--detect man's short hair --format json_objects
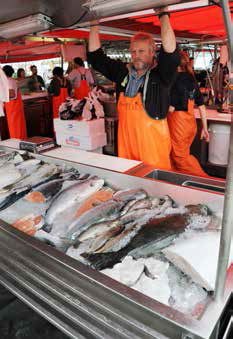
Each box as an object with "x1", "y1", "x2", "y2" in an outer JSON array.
[
  {"x1": 53, "y1": 66, "x2": 63, "y2": 77},
  {"x1": 30, "y1": 65, "x2": 36, "y2": 71},
  {"x1": 73, "y1": 57, "x2": 84, "y2": 67},
  {"x1": 3, "y1": 65, "x2": 14, "y2": 77},
  {"x1": 130, "y1": 32, "x2": 156, "y2": 52}
]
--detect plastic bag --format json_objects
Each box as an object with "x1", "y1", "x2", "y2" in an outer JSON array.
[{"x1": 59, "y1": 98, "x2": 86, "y2": 120}]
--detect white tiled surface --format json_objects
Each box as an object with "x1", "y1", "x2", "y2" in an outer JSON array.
[
  {"x1": 45, "y1": 147, "x2": 142, "y2": 173},
  {"x1": 0, "y1": 139, "x2": 20, "y2": 149},
  {"x1": 195, "y1": 108, "x2": 231, "y2": 122}
]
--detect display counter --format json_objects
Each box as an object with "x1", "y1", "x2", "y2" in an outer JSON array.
[
  {"x1": 0, "y1": 146, "x2": 231, "y2": 339},
  {"x1": 22, "y1": 91, "x2": 48, "y2": 101},
  {"x1": 45, "y1": 146, "x2": 142, "y2": 173},
  {"x1": 194, "y1": 108, "x2": 231, "y2": 123}
]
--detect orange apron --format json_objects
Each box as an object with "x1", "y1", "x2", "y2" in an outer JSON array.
[
  {"x1": 4, "y1": 90, "x2": 27, "y2": 139},
  {"x1": 74, "y1": 71, "x2": 90, "y2": 100},
  {"x1": 167, "y1": 99, "x2": 207, "y2": 176},
  {"x1": 117, "y1": 92, "x2": 171, "y2": 170},
  {"x1": 52, "y1": 87, "x2": 68, "y2": 119}
]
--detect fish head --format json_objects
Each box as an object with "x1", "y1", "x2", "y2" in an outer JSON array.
[
  {"x1": 185, "y1": 204, "x2": 212, "y2": 216},
  {"x1": 198, "y1": 204, "x2": 212, "y2": 216}
]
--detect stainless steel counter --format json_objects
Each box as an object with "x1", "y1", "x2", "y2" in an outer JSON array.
[
  {"x1": 0, "y1": 147, "x2": 230, "y2": 339},
  {"x1": 194, "y1": 108, "x2": 231, "y2": 123},
  {"x1": 22, "y1": 91, "x2": 48, "y2": 101}
]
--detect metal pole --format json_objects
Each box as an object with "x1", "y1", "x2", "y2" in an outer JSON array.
[{"x1": 214, "y1": 0, "x2": 233, "y2": 301}]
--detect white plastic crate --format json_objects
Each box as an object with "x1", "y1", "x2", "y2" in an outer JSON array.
[
  {"x1": 56, "y1": 131, "x2": 107, "y2": 151},
  {"x1": 53, "y1": 118, "x2": 105, "y2": 137}
]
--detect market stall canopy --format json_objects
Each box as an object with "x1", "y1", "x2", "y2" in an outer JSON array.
[
  {"x1": 0, "y1": 34, "x2": 128, "y2": 63},
  {"x1": 102, "y1": 3, "x2": 233, "y2": 41},
  {"x1": 0, "y1": 0, "x2": 232, "y2": 62}
]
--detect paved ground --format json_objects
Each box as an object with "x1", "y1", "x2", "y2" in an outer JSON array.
[{"x1": 0, "y1": 285, "x2": 69, "y2": 339}]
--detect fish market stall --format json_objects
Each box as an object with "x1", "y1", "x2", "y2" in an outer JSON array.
[
  {"x1": 0, "y1": 1, "x2": 232, "y2": 338},
  {"x1": 0, "y1": 146, "x2": 231, "y2": 339}
]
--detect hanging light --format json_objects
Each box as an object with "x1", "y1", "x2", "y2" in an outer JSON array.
[
  {"x1": 0, "y1": 14, "x2": 53, "y2": 39},
  {"x1": 82, "y1": 0, "x2": 179, "y2": 18}
]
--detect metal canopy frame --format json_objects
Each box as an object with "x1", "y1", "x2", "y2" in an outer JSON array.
[{"x1": 214, "y1": 0, "x2": 233, "y2": 301}]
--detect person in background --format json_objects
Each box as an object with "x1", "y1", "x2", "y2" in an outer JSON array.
[
  {"x1": 88, "y1": 7, "x2": 179, "y2": 169},
  {"x1": 48, "y1": 66, "x2": 72, "y2": 119},
  {"x1": 28, "y1": 65, "x2": 45, "y2": 91},
  {"x1": 17, "y1": 68, "x2": 26, "y2": 79},
  {"x1": 168, "y1": 50, "x2": 209, "y2": 177},
  {"x1": 3, "y1": 65, "x2": 27, "y2": 139},
  {"x1": 17, "y1": 68, "x2": 30, "y2": 94},
  {"x1": 67, "y1": 57, "x2": 94, "y2": 99}
]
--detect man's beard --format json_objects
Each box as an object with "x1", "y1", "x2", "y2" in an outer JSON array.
[{"x1": 133, "y1": 60, "x2": 149, "y2": 71}]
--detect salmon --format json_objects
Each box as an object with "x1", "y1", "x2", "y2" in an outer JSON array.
[
  {"x1": 25, "y1": 191, "x2": 46, "y2": 203},
  {"x1": 75, "y1": 188, "x2": 113, "y2": 218},
  {"x1": 12, "y1": 214, "x2": 42, "y2": 236}
]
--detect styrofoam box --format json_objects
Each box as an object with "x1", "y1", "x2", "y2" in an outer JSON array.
[
  {"x1": 56, "y1": 131, "x2": 107, "y2": 151},
  {"x1": 53, "y1": 118, "x2": 105, "y2": 137}
]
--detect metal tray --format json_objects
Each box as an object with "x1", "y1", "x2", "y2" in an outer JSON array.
[{"x1": 0, "y1": 146, "x2": 229, "y2": 339}]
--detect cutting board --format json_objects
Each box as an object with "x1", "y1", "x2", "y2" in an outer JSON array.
[{"x1": 45, "y1": 147, "x2": 142, "y2": 173}]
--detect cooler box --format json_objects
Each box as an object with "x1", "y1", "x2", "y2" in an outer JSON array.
[
  {"x1": 56, "y1": 132, "x2": 107, "y2": 151},
  {"x1": 53, "y1": 118, "x2": 105, "y2": 136}
]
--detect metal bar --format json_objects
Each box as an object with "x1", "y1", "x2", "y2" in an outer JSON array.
[
  {"x1": 214, "y1": 0, "x2": 233, "y2": 301},
  {"x1": 82, "y1": 0, "x2": 201, "y2": 20}
]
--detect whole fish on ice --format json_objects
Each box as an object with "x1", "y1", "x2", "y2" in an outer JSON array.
[
  {"x1": 82, "y1": 205, "x2": 211, "y2": 270},
  {"x1": 24, "y1": 171, "x2": 80, "y2": 203},
  {"x1": 65, "y1": 189, "x2": 149, "y2": 242},
  {"x1": 12, "y1": 163, "x2": 59, "y2": 191},
  {"x1": 45, "y1": 176, "x2": 104, "y2": 233},
  {"x1": 0, "y1": 163, "x2": 22, "y2": 190}
]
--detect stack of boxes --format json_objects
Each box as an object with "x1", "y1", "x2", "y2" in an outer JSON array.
[{"x1": 54, "y1": 118, "x2": 107, "y2": 153}]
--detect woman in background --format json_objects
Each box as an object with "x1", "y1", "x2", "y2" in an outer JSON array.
[
  {"x1": 48, "y1": 66, "x2": 72, "y2": 119},
  {"x1": 67, "y1": 57, "x2": 94, "y2": 99},
  {"x1": 17, "y1": 68, "x2": 30, "y2": 94},
  {"x1": 17, "y1": 68, "x2": 26, "y2": 79},
  {"x1": 3, "y1": 65, "x2": 27, "y2": 139},
  {"x1": 168, "y1": 51, "x2": 209, "y2": 177}
]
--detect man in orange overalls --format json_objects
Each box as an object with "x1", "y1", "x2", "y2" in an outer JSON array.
[{"x1": 87, "y1": 7, "x2": 179, "y2": 170}]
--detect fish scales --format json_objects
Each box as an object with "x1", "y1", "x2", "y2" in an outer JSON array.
[
  {"x1": 89, "y1": 223, "x2": 125, "y2": 252},
  {"x1": 96, "y1": 222, "x2": 140, "y2": 253},
  {"x1": 78, "y1": 220, "x2": 120, "y2": 242}
]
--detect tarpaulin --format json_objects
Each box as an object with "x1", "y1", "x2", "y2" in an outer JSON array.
[
  {"x1": 0, "y1": 40, "x2": 62, "y2": 63},
  {"x1": 135, "y1": 5, "x2": 233, "y2": 38}
]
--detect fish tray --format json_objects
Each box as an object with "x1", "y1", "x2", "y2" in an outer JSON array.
[{"x1": 0, "y1": 146, "x2": 231, "y2": 339}]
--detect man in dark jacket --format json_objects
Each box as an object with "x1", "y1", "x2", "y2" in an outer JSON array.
[{"x1": 87, "y1": 7, "x2": 179, "y2": 169}]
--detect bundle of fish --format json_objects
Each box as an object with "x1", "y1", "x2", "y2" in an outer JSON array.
[
  {"x1": 0, "y1": 151, "x2": 215, "y2": 278},
  {"x1": 0, "y1": 153, "x2": 82, "y2": 212}
]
